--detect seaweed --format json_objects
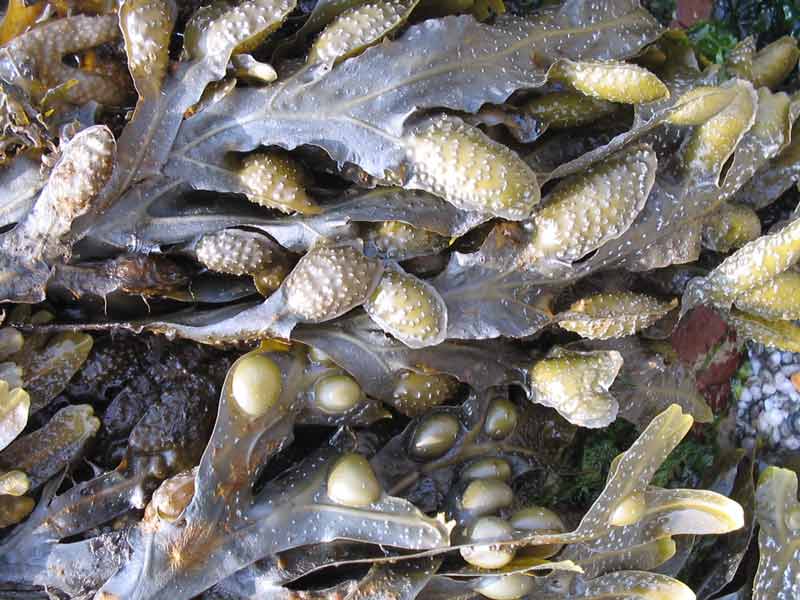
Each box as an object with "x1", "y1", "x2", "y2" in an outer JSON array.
[
  {"x1": 753, "y1": 466, "x2": 800, "y2": 599},
  {"x1": 1, "y1": 0, "x2": 798, "y2": 597},
  {"x1": 711, "y1": 0, "x2": 800, "y2": 44},
  {"x1": 688, "y1": 20, "x2": 740, "y2": 63}
]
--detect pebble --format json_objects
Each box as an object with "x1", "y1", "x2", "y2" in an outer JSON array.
[
  {"x1": 757, "y1": 413, "x2": 771, "y2": 433},
  {"x1": 768, "y1": 410, "x2": 786, "y2": 427},
  {"x1": 792, "y1": 414, "x2": 800, "y2": 433},
  {"x1": 735, "y1": 343, "x2": 800, "y2": 451},
  {"x1": 739, "y1": 388, "x2": 752, "y2": 405},
  {"x1": 764, "y1": 396, "x2": 778, "y2": 412}
]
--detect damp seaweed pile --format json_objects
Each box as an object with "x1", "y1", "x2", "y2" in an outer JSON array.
[{"x1": 0, "y1": 0, "x2": 799, "y2": 598}]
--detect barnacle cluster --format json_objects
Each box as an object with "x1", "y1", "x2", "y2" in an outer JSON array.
[{"x1": 0, "y1": 0, "x2": 799, "y2": 598}]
